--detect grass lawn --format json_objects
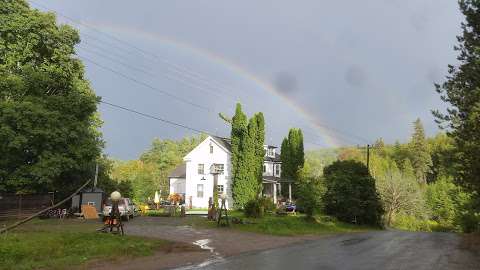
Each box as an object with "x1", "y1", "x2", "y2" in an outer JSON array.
[
  {"x1": 187, "y1": 211, "x2": 376, "y2": 236},
  {"x1": 0, "y1": 219, "x2": 170, "y2": 270}
]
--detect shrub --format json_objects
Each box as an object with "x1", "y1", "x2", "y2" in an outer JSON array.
[
  {"x1": 323, "y1": 160, "x2": 384, "y2": 227},
  {"x1": 244, "y1": 200, "x2": 263, "y2": 218},
  {"x1": 296, "y1": 165, "x2": 325, "y2": 219},
  {"x1": 244, "y1": 197, "x2": 274, "y2": 218}
]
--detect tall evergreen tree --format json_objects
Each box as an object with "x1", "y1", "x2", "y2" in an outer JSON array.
[
  {"x1": 409, "y1": 118, "x2": 432, "y2": 184},
  {"x1": 231, "y1": 103, "x2": 249, "y2": 208},
  {"x1": 254, "y1": 113, "x2": 265, "y2": 193},
  {"x1": 433, "y1": 0, "x2": 480, "y2": 198},
  {"x1": 280, "y1": 128, "x2": 305, "y2": 197}
]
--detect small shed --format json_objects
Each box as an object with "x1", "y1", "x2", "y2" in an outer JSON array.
[{"x1": 71, "y1": 187, "x2": 106, "y2": 213}]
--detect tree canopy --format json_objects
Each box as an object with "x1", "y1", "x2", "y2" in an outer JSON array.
[
  {"x1": 230, "y1": 103, "x2": 265, "y2": 208},
  {"x1": 323, "y1": 160, "x2": 384, "y2": 227},
  {"x1": 0, "y1": 0, "x2": 102, "y2": 195},
  {"x1": 434, "y1": 0, "x2": 480, "y2": 199}
]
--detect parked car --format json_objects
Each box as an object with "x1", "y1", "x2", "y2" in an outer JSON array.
[{"x1": 102, "y1": 198, "x2": 135, "y2": 221}]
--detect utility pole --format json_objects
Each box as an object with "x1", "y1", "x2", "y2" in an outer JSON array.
[{"x1": 94, "y1": 163, "x2": 99, "y2": 187}]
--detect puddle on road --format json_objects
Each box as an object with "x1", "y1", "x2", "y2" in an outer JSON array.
[{"x1": 172, "y1": 239, "x2": 225, "y2": 269}]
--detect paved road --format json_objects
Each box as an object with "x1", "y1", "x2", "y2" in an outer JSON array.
[{"x1": 185, "y1": 230, "x2": 479, "y2": 270}]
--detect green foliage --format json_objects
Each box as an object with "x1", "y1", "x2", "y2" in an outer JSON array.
[
  {"x1": 244, "y1": 197, "x2": 275, "y2": 218},
  {"x1": 226, "y1": 211, "x2": 374, "y2": 236},
  {"x1": 244, "y1": 199, "x2": 265, "y2": 218},
  {"x1": 253, "y1": 113, "x2": 265, "y2": 192},
  {"x1": 296, "y1": 164, "x2": 325, "y2": 218},
  {"x1": 323, "y1": 160, "x2": 384, "y2": 227},
  {"x1": 433, "y1": 0, "x2": 480, "y2": 211},
  {"x1": 0, "y1": 0, "x2": 102, "y2": 195},
  {"x1": 0, "y1": 222, "x2": 167, "y2": 270},
  {"x1": 409, "y1": 119, "x2": 432, "y2": 184},
  {"x1": 230, "y1": 104, "x2": 265, "y2": 208},
  {"x1": 280, "y1": 128, "x2": 305, "y2": 198},
  {"x1": 111, "y1": 135, "x2": 204, "y2": 202},
  {"x1": 391, "y1": 213, "x2": 440, "y2": 232},
  {"x1": 304, "y1": 148, "x2": 339, "y2": 178},
  {"x1": 376, "y1": 159, "x2": 424, "y2": 226}
]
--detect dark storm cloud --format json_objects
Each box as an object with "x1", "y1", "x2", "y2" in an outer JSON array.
[
  {"x1": 34, "y1": 0, "x2": 463, "y2": 158},
  {"x1": 344, "y1": 66, "x2": 368, "y2": 88},
  {"x1": 273, "y1": 72, "x2": 298, "y2": 94}
]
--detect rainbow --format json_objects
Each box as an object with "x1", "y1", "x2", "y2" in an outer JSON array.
[{"x1": 79, "y1": 23, "x2": 340, "y2": 147}]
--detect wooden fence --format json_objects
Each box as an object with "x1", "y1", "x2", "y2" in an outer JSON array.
[{"x1": 0, "y1": 194, "x2": 53, "y2": 220}]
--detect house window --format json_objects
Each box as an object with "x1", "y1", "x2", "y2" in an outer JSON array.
[
  {"x1": 198, "y1": 164, "x2": 204, "y2": 175},
  {"x1": 275, "y1": 164, "x2": 280, "y2": 176},
  {"x1": 197, "y1": 184, "x2": 204, "y2": 198},
  {"x1": 210, "y1": 144, "x2": 214, "y2": 154},
  {"x1": 263, "y1": 164, "x2": 266, "y2": 173},
  {"x1": 267, "y1": 148, "x2": 275, "y2": 157},
  {"x1": 217, "y1": 185, "x2": 224, "y2": 193},
  {"x1": 215, "y1": 164, "x2": 224, "y2": 174}
]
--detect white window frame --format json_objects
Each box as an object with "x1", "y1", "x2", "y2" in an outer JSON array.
[
  {"x1": 198, "y1": 164, "x2": 204, "y2": 175},
  {"x1": 217, "y1": 185, "x2": 224, "y2": 193},
  {"x1": 197, "y1": 184, "x2": 204, "y2": 198}
]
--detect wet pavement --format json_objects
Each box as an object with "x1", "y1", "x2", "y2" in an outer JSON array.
[{"x1": 184, "y1": 230, "x2": 479, "y2": 270}]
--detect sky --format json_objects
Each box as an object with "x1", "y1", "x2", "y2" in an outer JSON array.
[{"x1": 30, "y1": 0, "x2": 463, "y2": 160}]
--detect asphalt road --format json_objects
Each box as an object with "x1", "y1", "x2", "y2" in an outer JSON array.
[{"x1": 188, "y1": 230, "x2": 479, "y2": 270}]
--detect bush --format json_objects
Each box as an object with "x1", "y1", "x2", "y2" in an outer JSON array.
[
  {"x1": 296, "y1": 165, "x2": 325, "y2": 219},
  {"x1": 244, "y1": 197, "x2": 275, "y2": 218},
  {"x1": 323, "y1": 160, "x2": 384, "y2": 227}
]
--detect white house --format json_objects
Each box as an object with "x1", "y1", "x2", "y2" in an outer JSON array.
[{"x1": 168, "y1": 136, "x2": 293, "y2": 209}]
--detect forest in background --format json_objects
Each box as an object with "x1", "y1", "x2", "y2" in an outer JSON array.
[{"x1": 305, "y1": 119, "x2": 475, "y2": 232}]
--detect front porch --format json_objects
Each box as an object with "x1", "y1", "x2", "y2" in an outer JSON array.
[{"x1": 262, "y1": 177, "x2": 293, "y2": 204}]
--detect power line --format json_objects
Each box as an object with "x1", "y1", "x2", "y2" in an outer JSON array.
[
  {"x1": 100, "y1": 100, "x2": 212, "y2": 135},
  {"x1": 100, "y1": 99, "x2": 334, "y2": 148},
  {"x1": 31, "y1": 0, "x2": 371, "y2": 147},
  {"x1": 80, "y1": 55, "x2": 212, "y2": 112},
  {"x1": 30, "y1": 0, "x2": 243, "y2": 98}
]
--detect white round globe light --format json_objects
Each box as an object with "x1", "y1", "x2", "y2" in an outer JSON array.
[{"x1": 110, "y1": 191, "x2": 122, "y2": 201}]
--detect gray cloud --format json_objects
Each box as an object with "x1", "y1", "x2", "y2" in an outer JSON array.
[
  {"x1": 344, "y1": 66, "x2": 368, "y2": 88},
  {"x1": 273, "y1": 72, "x2": 298, "y2": 94}
]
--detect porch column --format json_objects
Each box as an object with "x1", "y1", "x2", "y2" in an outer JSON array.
[
  {"x1": 273, "y1": 183, "x2": 277, "y2": 204},
  {"x1": 288, "y1": 183, "x2": 292, "y2": 202}
]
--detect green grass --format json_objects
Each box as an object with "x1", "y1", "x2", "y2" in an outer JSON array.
[
  {"x1": 0, "y1": 219, "x2": 169, "y2": 270},
  {"x1": 187, "y1": 211, "x2": 375, "y2": 236}
]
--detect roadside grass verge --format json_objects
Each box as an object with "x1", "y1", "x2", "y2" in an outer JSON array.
[
  {"x1": 0, "y1": 219, "x2": 169, "y2": 270},
  {"x1": 187, "y1": 211, "x2": 375, "y2": 236}
]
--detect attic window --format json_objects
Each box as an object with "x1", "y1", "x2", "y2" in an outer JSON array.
[{"x1": 210, "y1": 144, "x2": 214, "y2": 154}]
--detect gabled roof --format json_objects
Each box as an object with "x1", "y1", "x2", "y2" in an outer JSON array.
[
  {"x1": 168, "y1": 163, "x2": 186, "y2": 178},
  {"x1": 211, "y1": 136, "x2": 232, "y2": 152},
  {"x1": 264, "y1": 153, "x2": 282, "y2": 162}
]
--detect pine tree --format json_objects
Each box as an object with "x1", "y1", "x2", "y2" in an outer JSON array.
[
  {"x1": 409, "y1": 118, "x2": 432, "y2": 184},
  {"x1": 434, "y1": 0, "x2": 480, "y2": 197}
]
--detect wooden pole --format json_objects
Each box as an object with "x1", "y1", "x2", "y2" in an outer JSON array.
[{"x1": 0, "y1": 179, "x2": 92, "y2": 234}]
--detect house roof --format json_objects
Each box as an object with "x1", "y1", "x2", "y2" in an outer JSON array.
[
  {"x1": 168, "y1": 163, "x2": 186, "y2": 178},
  {"x1": 211, "y1": 136, "x2": 280, "y2": 162},
  {"x1": 264, "y1": 153, "x2": 282, "y2": 162},
  {"x1": 262, "y1": 176, "x2": 294, "y2": 183},
  {"x1": 81, "y1": 187, "x2": 105, "y2": 193},
  {"x1": 211, "y1": 136, "x2": 232, "y2": 152}
]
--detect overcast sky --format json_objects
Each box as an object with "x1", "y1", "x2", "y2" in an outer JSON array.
[{"x1": 31, "y1": 0, "x2": 463, "y2": 160}]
